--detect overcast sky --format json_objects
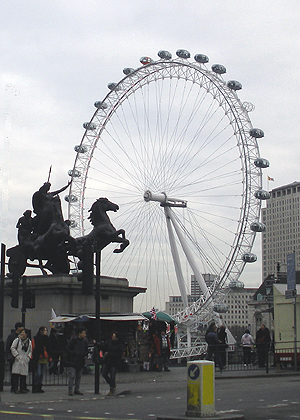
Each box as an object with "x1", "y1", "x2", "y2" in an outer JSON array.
[{"x1": 1, "y1": 0, "x2": 300, "y2": 311}]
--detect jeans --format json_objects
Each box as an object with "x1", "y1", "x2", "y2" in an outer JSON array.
[
  {"x1": 243, "y1": 347, "x2": 252, "y2": 365},
  {"x1": 102, "y1": 364, "x2": 117, "y2": 389},
  {"x1": 68, "y1": 366, "x2": 83, "y2": 392},
  {"x1": 34, "y1": 362, "x2": 46, "y2": 385},
  {"x1": 207, "y1": 348, "x2": 223, "y2": 371}
]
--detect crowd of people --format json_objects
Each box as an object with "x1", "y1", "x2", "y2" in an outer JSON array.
[
  {"x1": 5, "y1": 320, "x2": 272, "y2": 395},
  {"x1": 5, "y1": 320, "x2": 175, "y2": 396},
  {"x1": 5, "y1": 322, "x2": 125, "y2": 396},
  {"x1": 205, "y1": 322, "x2": 272, "y2": 371}
]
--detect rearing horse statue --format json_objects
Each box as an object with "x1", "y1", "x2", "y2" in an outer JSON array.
[
  {"x1": 7, "y1": 191, "x2": 129, "y2": 281},
  {"x1": 76, "y1": 197, "x2": 129, "y2": 254}
]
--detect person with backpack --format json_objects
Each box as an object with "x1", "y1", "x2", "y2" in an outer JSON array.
[
  {"x1": 6, "y1": 322, "x2": 27, "y2": 392},
  {"x1": 10, "y1": 328, "x2": 32, "y2": 393}
]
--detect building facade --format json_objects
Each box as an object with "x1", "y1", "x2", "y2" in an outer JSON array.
[
  {"x1": 165, "y1": 274, "x2": 256, "y2": 334},
  {"x1": 219, "y1": 287, "x2": 256, "y2": 331},
  {"x1": 262, "y1": 181, "x2": 300, "y2": 280}
]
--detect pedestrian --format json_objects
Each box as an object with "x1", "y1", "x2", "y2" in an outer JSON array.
[
  {"x1": 169, "y1": 321, "x2": 176, "y2": 349},
  {"x1": 101, "y1": 332, "x2": 124, "y2": 396},
  {"x1": 65, "y1": 327, "x2": 88, "y2": 396},
  {"x1": 153, "y1": 330, "x2": 171, "y2": 372},
  {"x1": 217, "y1": 325, "x2": 228, "y2": 368},
  {"x1": 241, "y1": 329, "x2": 254, "y2": 366},
  {"x1": 255, "y1": 324, "x2": 271, "y2": 368},
  {"x1": 32, "y1": 326, "x2": 52, "y2": 393},
  {"x1": 6, "y1": 322, "x2": 28, "y2": 392},
  {"x1": 10, "y1": 328, "x2": 32, "y2": 393},
  {"x1": 49, "y1": 327, "x2": 67, "y2": 374},
  {"x1": 205, "y1": 322, "x2": 216, "y2": 343},
  {"x1": 206, "y1": 324, "x2": 223, "y2": 372}
]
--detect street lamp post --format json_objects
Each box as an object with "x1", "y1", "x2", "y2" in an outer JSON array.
[{"x1": 94, "y1": 250, "x2": 101, "y2": 394}]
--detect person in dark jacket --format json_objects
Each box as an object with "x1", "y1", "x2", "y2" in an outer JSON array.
[
  {"x1": 101, "y1": 332, "x2": 124, "y2": 396},
  {"x1": 153, "y1": 330, "x2": 171, "y2": 372},
  {"x1": 256, "y1": 324, "x2": 271, "y2": 368},
  {"x1": 66, "y1": 328, "x2": 88, "y2": 396},
  {"x1": 217, "y1": 325, "x2": 228, "y2": 368},
  {"x1": 32, "y1": 326, "x2": 52, "y2": 393},
  {"x1": 49, "y1": 328, "x2": 67, "y2": 374},
  {"x1": 206, "y1": 324, "x2": 223, "y2": 372},
  {"x1": 205, "y1": 322, "x2": 216, "y2": 343}
]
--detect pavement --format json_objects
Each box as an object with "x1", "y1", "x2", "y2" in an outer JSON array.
[
  {"x1": 1, "y1": 365, "x2": 299, "y2": 405},
  {"x1": 0, "y1": 367, "x2": 300, "y2": 420}
]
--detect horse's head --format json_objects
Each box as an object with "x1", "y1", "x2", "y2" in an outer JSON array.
[
  {"x1": 97, "y1": 197, "x2": 119, "y2": 212},
  {"x1": 88, "y1": 198, "x2": 119, "y2": 226},
  {"x1": 88, "y1": 197, "x2": 119, "y2": 214}
]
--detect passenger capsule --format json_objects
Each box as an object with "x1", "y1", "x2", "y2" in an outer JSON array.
[
  {"x1": 211, "y1": 64, "x2": 226, "y2": 74},
  {"x1": 123, "y1": 67, "x2": 135, "y2": 75},
  {"x1": 229, "y1": 280, "x2": 244, "y2": 289},
  {"x1": 242, "y1": 102, "x2": 255, "y2": 112},
  {"x1": 68, "y1": 169, "x2": 81, "y2": 178},
  {"x1": 250, "y1": 128, "x2": 264, "y2": 138},
  {"x1": 69, "y1": 220, "x2": 77, "y2": 228},
  {"x1": 176, "y1": 49, "x2": 191, "y2": 59},
  {"x1": 107, "y1": 82, "x2": 120, "y2": 91},
  {"x1": 140, "y1": 56, "x2": 154, "y2": 65},
  {"x1": 227, "y1": 80, "x2": 242, "y2": 91},
  {"x1": 64, "y1": 195, "x2": 78, "y2": 203},
  {"x1": 94, "y1": 101, "x2": 108, "y2": 109},
  {"x1": 250, "y1": 221, "x2": 266, "y2": 232},
  {"x1": 254, "y1": 157, "x2": 270, "y2": 168},
  {"x1": 158, "y1": 50, "x2": 172, "y2": 60},
  {"x1": 213, "y1": 303, "x2": 228, "y2": 313},
  {"x1": 194, "y1": 54, "x2": 209, "y2": 63},
  {"x1": 254, "y1": 189, "x2": 271, "y2": 200},
  {"x1": 242, "y1": 253, "x2": 257, "y2": 263},
  {"x1": 74, "y1": 145, "x2": 87, "y2": 153},
  {"x1": 83, "y1": 122, "x2": 96, "y2": 130}
]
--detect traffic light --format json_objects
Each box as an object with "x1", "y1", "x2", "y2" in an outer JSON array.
[
  {"x1": 6, "y1": 274, "x2": 20, "y2": 308},
  {"x1": 24, "y1": 288, "x2": 35, "y2": 309},
  {"x1": 77, "y1": 243, "x2": 94, "y2": 295}
]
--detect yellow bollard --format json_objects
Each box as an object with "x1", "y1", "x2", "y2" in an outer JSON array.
[{"x1": 186, "y1": 360, "x2": 215, "y2": 417}]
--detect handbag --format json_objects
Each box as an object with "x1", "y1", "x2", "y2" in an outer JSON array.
[{"x1": 92, "y1": 347, "x2": 105, "y2": 365}]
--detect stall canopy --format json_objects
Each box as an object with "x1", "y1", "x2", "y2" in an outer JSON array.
[
  {"x1": 49, "y1": 316, "x2": 78, "y2": 323},
  {"x1": 142, "y1": 311, "x2": 177, "y2": 323},
  {"x1": 49, "y1": 313, "x2": 148, "y2": 323}
]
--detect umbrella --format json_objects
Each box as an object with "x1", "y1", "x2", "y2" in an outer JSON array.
[{"x1": 142, "y1": 311, "x2": 177, "y2": 323}]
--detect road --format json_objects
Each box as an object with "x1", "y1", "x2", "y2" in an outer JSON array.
[{"x1": 0, "y1": 368, "x2": 299, "y2": 419}]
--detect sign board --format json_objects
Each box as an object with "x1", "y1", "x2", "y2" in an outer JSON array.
[
  {"x1": 188, "y1": 364, "x2": 200, "y2": 380},
  {"x1": 285, "y1": 289, "x2": 297, "y2": 299},
  {"x1": 287, "y1": 253, "x2": 296, "y2": 290}
]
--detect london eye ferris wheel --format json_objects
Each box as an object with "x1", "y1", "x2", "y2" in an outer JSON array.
[{"x1": 66, "y1": 49, "x2": 269, "y2": 322}]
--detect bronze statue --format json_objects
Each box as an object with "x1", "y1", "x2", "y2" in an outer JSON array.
[
  {"x1": 32, "y1": 181, "x2": 71, "y2": 235},
  {"x1": 16, "y1": 210, "x2": 32, "y2": 245},
  {"x1": 6, "y1": 178, "x2": 129, "y2": 282},
  {"x1": 76, "y1": 197, "x2": 129, "y2": 253}
]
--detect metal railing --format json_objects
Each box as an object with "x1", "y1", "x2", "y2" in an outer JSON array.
[
  {"x1": 171, "y1": 341, "x2": 300, "y2": 373},
  {"x1": 3, "y1": 342, "x2": 299, "y2": 386}
]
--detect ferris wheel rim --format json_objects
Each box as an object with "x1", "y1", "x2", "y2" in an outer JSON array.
[{"x1": 67, "y1": 52, "x2": 263, "y2": 318}]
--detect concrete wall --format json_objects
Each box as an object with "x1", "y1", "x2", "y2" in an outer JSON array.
[
  {"x1": 273, "y1": 284, "x2": 300, "y2": 350},
  {"x1": 3, "y1": 274, "x2": 145, "y2": 341}
]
